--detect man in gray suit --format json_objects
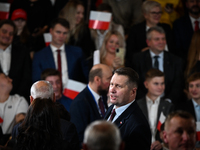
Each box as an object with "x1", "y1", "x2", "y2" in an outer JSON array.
[{"x1": 137, "y1": 68, "x2": 174, "y2": 150}]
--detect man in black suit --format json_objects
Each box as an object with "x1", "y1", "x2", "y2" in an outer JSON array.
[
  {"x1": 173, "y1": 0, "x2": 200, "y2": 62},
  {"x1": 70, "y1": 64, "x2": 113, "y2": 147},
  {"x1": 176, "y1": 72, "x2": 200, "y2": 121},
  {"x1": 104, "y1": 67, "x2": 151, "y2": 150},
  {"x1": 137, "y1": 69, "x2": 174, "y2": 150},
  {"x1": 0, "y1": 20, "x2": 31, "y2": 101},
  {"x1": 129, "y1": 26, "x2": 183, "y2": 105}
]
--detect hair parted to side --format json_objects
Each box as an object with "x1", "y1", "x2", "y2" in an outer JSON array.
[
  {"x1": 30, "y1": 80, "x2": 54, "y2": 100},
  {"x1": 114, "y1": 67, "x2": 139, "y2": 88},
  {"x1": 83, "y1": 120, "x2": 121, "y2": 150},
  {"x1": 187, "y1": 72, "x2": 200, "y2": 88},
  {"x1": 164, "y1": 110, "x2": 195, "y2": 131},
  {"x1": 142, "y1": 0, "x2": 161, "y2": 15},
  {"x1": 100, "y1": 30, "x2": 125, "y2": 63},
  {"x1": 145, "y1": 68, "x2": 164, "y2": 81},
  {"x1": 0, "y1": 19, "x2": 16, "y2": 33},
  {"x1": 41, "y1": 68, "x2": 61, "y2": 80},
  {"x1": 50, "y1": 18, "x2": 70, "y2": 29},
  {"x1": 146, "y1": 26, "x2": 165, "y2": 40}
]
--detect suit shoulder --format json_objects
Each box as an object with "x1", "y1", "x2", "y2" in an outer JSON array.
[{"x1": 173, "y1": 15, "x2": 189, "y2": 25}]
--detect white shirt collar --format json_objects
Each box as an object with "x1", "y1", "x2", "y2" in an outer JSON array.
[
  {"x1": 149, "y1": 49, "x2": 164, "y2": 59},
  {"x1": 50, "y1": 44, "x2": 65, "y2": 53},
  {"x1": 87, "y1": 85, "x2": 101, "y2": 103},
  {"x1": 0, "y1": 45, "x2": 12, "y2": 53},
  {"x1": 146, "y1": 95, "x2": 161, "y2": 105}
]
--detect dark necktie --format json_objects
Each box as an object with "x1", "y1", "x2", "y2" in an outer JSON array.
[
  {"x1": 109, "y1": 109, "x2": 116, "y2": 122},
  {"x1": 98, "y1": 97, "x2": 105, "y2": 117},
  {"x1": 57, "y1": 49, "x2": 63, "y2": 89},
  {"x1": 195, "y1": 20, "x2": 199, "y2": 31},
  {"x1": 153, "y1": 55, "x2": 159, "y2": 70}
]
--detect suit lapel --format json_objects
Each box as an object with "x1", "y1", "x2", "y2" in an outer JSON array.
[
  {"x1": 163, "y1": 51, "x2": 171, "y2": 83},
  {"x1": 145, "y1": 50, "x2": 153, "y2": 70},
  {"x1": 140, "y1": 98, "x2": 149, "y2": 120},
  {"x1": 156, "y1": 98, "x2": 165, "y2": 125},
  {"x1": 46, "y1": 46, "x2": 56, "y2": 68}
]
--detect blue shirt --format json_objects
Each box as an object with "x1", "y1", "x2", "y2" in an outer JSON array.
[
  {"x1": 192, "y1": 99, "x2": 200, "y2": 121},
  {"x1": 149, "y1": 50, "x2": 164, "y2": 72}
]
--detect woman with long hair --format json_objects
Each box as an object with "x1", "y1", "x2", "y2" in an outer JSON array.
[
  {"x1": 100, "y1": 30, "x2": 125, "y2": 71},
  {"x1": 185, "y1": 30, "x2": 200, "y2": 79},
  {"x1": 15, "y1": 98, "x2": 63, "y2": 150},
  {"x1": 59, "y1": 0, "x2": 95, "y2": 58}
]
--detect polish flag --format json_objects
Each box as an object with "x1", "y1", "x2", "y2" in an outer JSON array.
[
  {"x1": 89, "y1": 11, "x2": 111, "y2": 30},
  {"x1": 0, "y1": 3, "x2": 10, "y2": 20},
  {"x1": 43, "y1": 33, "x2": 52, "y2": 47},
  {"x1": 157, "y1": 112, "x2": 166, "y2": 131},
  {"x1": 196, "y1": 122, "x2": 200, "y2": 141},
  {"x1": 63, "y1": 79, "x2": 86, "y2": 99},
  {"x1": 0, "y1": 117, "x2": 3, "y2": 124}
]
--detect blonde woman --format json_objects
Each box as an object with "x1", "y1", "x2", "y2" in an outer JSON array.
[
  {"x1": 100, "y1": 30, "x2": 125, "y2": 71},
  {"x1": 59, "y1": 0, "x2": 95, "y2": 58}
]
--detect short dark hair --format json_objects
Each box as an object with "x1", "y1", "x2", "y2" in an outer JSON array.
[
  {"x1": 97, "y1": 3, "x2": 112, "y2": 13},
  {"x1": 145, "y1": 68, "x2": 164, "y2": 81},
  {"x1": 114, "y1": 67, "x2": 139, "y2": 88},
  {"x1": 187, "y1": 72, "x2": 200, "y2": 85},
  {"x1": 50, "y1": 18, "x2": 70, "y2": 29},
  {"x1": 41, "y1": 68, "x2": 60, "y2": 80},
  {"x1": 0, "y1": 19, "x2": 16, "y2": 32},
  {"x1": 146, "y1": 26, "x2": 165, "y2": 40},
  {"x1": 89, "y1": 68, "x2": 102, "y2": 82}
]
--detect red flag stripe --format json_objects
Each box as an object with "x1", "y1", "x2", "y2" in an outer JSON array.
[
  {"x1": 63, "y1": 88, "x2": 79, "y2": 100},
  {"x1": 89, "y1": 20, "x2": 110, "y2": 30},
  {"x1": 0, "y1": 12, "x2": 9, "y2": 20}
]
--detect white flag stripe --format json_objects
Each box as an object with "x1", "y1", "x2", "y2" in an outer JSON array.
[
  {"x1": 43, "y1": 33, "x2": 52, "y2": 42},
  {"x1": 160, "y1": 112, "x2": 166, "y2": 123},
  {"x1": 197, "y1": 122, "x2": 200, "y2": 132},
  {"x1": 66, "y1": 79, "x2": 86, "y2": 92},
  {"x1": 0, "y1": 3, "x2": 10, "y2": 12},
  {"x1": 89, "y1": 11, "x2": 111, "y2": 22},
  {"x1": 93, "y1": 50, "x2": 100, "y2": 65}
]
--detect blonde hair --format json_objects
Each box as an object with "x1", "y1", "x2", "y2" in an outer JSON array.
[
  {"x1": 100, "y1": 30, "x2": 124, "y2": 63},
  {"x1": 59, "y1": 0, "x2": 84, "y2": 40},
  {"x1": 185, "y1": 30, "x2": 200, "y2": 79}
]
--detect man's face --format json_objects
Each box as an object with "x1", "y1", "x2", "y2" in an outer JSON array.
[
  {"x1": 147, "y1": 31, "x2": 166, "y2": 54},
  {"x1": 97, "y1": 67, "x2": 112, "y2": 95},
  {"x1": 0, "y1": 24, "x2": 14, "y2": 48},
  {"x1": 45, "y1": 75, "x2": 61, "y2": 100},
  {"x1": 186, "y1": 0, "x2": 200, "y2": 16},
  {"x1": 0, "y1": 73, "x2": 12, "y2": 91},
  {"x1": 109, "y1": 74, "x2": 136, "y2": 108},
  {"x1": 188, "y1": 79, "x2": 200, "y2": 101},
  {"x1": 164, "y1": 117, "x2": 196, "y2": 150},
  {"x1": 145, "y1": 76, "x2": 165, "y2": 98},
  {"x1": 50, "y1": 23, "x2": 69, "y2": 48},
  {"x1": 144, "y1": 6, "x2": 162, "y2": 26}
]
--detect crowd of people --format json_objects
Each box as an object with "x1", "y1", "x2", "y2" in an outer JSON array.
[{"x1": 0, "y1": 0, "x2": 200, "y2": 149}]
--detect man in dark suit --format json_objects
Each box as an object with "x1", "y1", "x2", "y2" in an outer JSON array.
[
  {"x1": 0, "y1": 19, "x2": 31, "y2": 101},
  {"x1": 12, "y1": 80, "x2": 79, "y2": 150},
  {"x1": 32, "y1": 18, "x2": 89, "y2": 88},
  {"x1": 126, "y1": 0, "x2": 174, "y2": 66},
  {"x1": 70, "y1": 64, "x2": 112, "y2": 147},
  {"x1": 104, "y1": 67, "x2": 151, "y2": 150},
  {"x1": 176, "y1": 72, "x2": 200, "y2": 121},
  {"x1": 173, "y1": 0, "x2": 200, "y2": 62},
  {"x1": 129, "y1": 26, "x2": 183, "y2": 105},
  {"x1": 137, "y1": 69, "x2": 174, "y2": 150}
]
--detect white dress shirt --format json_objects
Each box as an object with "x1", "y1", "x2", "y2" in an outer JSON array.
[
  {"x1": 149, "y1": 50, "x2": 164, "y2": 72},
  {"x1": 189, "y1": 16, "x2": 200, "y2": 31},
  {"x1": 0, "y1": 45, "x2": 12, "y2": 75},
  {"x1": 146, "y1": 95, "x2": 160, "y2": 143},
  {"x1": 50, "y1": 44, "x2": 68, "y2": 88},
  {"x1": 192, "y1": 99, "x2": 200, "y2": 121}
]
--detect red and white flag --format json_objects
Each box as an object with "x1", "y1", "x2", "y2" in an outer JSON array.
[
  {"x1": 196, "y1": 122, "x2": 200, "y2": 141},
  {"x1": 43, "y1": 33, "x2": 52, "y2": 47},
  {"x1": 0, "y1": 117, "x2": 3, "y2": 124},
  {"x1": 157, "y1": 112, "x2": 166, "y2": 131},
  {"x1": 0, "y1": 3, "x2": 10, "y2": 20},
  {"x1": 63, "y1": 79, "x2": 86, "y2": 100},
  {"x1": 89, "y1": 11, "x2": 111, "y2": 30}
]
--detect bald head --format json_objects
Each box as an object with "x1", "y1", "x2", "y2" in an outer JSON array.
[
  {"x1": 89, "y1": 64, "x2": 112, "y2": 83},
  {"x1": 30, "y1": 81, "x2": 54, "y2": 101}
]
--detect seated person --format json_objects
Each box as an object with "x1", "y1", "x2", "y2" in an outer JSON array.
[
  {"x1": 0, "y1": 72, "x2": 28, "y2": 144},
  {"x1": 137, "y1": 69, "x2": 174, "y2": 150},
  {"x1": 41, "y1": 68, "x2": 72, "y2": 111}
]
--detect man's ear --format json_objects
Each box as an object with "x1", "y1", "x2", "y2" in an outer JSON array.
[
  {"x1": 146, "y1": 39, "x2": 150, "y2": 47},
  {"x1": 94, "y1": 76, "x2": 101, "y2": 85},
  {"x1": 49, "y1": 28, "x2": 52, "y2": 34},
  {"x1": 30, "y1": 96, "x2": 34, "y2": 104},
  {"x1": 144, "y1": 81, "x2": 148, "y2": 89},
  {"x1": 163, "y1": 131, "x2": 168, "y2": 144}
]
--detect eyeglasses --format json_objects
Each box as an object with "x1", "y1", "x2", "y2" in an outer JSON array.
[{"x1": 150, "y1": 11, "x2": 162, "y2": 15}]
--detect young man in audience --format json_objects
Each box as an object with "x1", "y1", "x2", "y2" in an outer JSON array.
[
  {"x1": 70, "y1": 64, "x2": 112, "y2": 147},
  {"x1": 0, "y1": 19, "x2": 31, "y2": 101},
  {"x1": 176, "y1": 72, "x2": 200, "y2": 121},
  {"x1": 104, "y1": 67, "x2": 151, "y2": 150},
  {"x1": 129, "y1": 26, "x2": 183, "y2": 105},
  {"x1": 0, "y1": 72, "x2": 28, "y2": 144},
  {"x1": 41, "y1": 68, "x2": 72, "y2": 111},
  {"x1": 32, "y1": 18, "x2": 89, "y2": 88},
  {"x1": 163, "y1": 111, "x2": 196, "y2": 150},
  {"x1": 83, "y1": 120, "x2": 124, "y2": 150},
  {"x1": 137, "y1": 68, "x2": 174, "y2": 150}
]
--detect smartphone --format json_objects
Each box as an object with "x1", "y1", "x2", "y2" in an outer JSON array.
[
  {"x1": 166, "y1": 3, "x2": 173, "y2": 10},
  {"x1": 116, "y1": 48, "x2": 125, "y2": 65}
]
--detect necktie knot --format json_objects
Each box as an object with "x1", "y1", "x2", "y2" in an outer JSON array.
[
  {"x1": 195, "y1": 20, "x2": 199, "y2": 31},
  {"x1": 109, "y1": 109, "x2": 116, "y2": 122},
  {"x1": 153, "y1": 55, "x2": 159, "y2": 69}
]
